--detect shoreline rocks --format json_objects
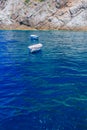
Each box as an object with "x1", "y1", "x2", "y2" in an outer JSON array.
[{"x1": 0, "y1": 0, "x2": 87, "y2": 31}]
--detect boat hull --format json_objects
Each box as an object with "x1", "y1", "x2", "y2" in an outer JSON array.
[
  {"x1": 28, "y1": 43, "x2": 43, "y2": 53},
  {"x1": 30, "y1": 35, "x2": 39, "y2": 40}
]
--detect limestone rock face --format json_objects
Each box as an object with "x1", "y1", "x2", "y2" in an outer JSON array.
[
  {"x1": 66, "y1": 9, "x2": 87, "y2": 28},
  {"x1": 56, "y1": 0, "x2": 68, "y2": 8},
  {"x1": 0, "y1": 0, "x2": 7, "y2": 9},
  {"x1": 0, "y1": 0, "x2": 87, "y2": 30}
]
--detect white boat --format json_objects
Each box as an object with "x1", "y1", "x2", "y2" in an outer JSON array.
[
  {"x1": 30, "y1": 35, "x2": 39, "y2": 40},
  {"x1": 28, "y1": 43, "x2": 43, "y2": 53}
]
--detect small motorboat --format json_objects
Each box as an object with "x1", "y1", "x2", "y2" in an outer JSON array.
[
  {"x1": 30, "y1": 35, "x2": 39, "y2": 40},
  {"x1": 28, "y1": 43, "x2": 43, "y2": 53}
]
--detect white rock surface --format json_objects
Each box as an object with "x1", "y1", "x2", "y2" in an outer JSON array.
[{"x1": 0, "y1": 0, "x2": 87, "y2": 29}]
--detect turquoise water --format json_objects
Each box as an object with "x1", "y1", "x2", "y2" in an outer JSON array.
[{"x1": 0, "y1": 30, "x2": 87, "y2": 130}]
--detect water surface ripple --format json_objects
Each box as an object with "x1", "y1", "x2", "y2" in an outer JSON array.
[{"x1": 0, "y1": 30, "x2": 87, "y2": 130}]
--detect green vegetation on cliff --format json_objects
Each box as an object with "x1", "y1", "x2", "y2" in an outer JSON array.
[{"x1": 25, "y1": 0, "x2": 30, "y2": 3}]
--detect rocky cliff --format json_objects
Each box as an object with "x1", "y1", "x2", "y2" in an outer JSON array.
[{"x1": 0, "y1": 0, "x2": 87, "y2": 30}]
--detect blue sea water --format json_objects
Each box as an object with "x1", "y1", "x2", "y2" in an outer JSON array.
[{"x1": 0, "y1": 30, "x2": 87, "y2": 130}]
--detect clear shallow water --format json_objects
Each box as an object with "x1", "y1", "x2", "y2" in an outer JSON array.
[{"x1": 0, "y1": 30, "x2": 87, "y2": 130}]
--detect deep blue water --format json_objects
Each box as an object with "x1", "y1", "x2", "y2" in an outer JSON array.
[{"x1": 0, "y1": 30, "x2": 87, "y2": 130}]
